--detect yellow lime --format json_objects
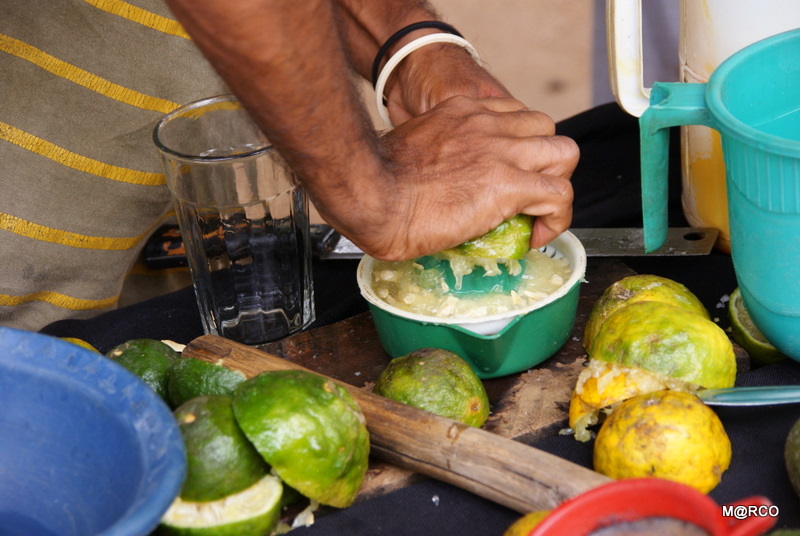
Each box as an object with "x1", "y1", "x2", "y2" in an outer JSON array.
[
  {"x1": 445, "y1": 214, "x2": 532, "y2": 260},
  {"x1": 232, "y1": 370, "x2": 369, "y2": 508},
  {"x1": 373, "y1": 348, "x2": 490, "y2": 427},
  {"x1": 591, "y1": 301, "x2": 736, "y2": 389},
  {"x1": 593, "y1": 390, "x2": 731, "y2": 494},
  {"x1": 157, "y1": 474, "x2": 282, "y2": 536},
  {"x1": 569, "y1": 300, "x2": 735, "y2": 442},
  {"x1": 107, "y1": 338, "x2": 180, "y2": 401},
  {"x1": 729, "y1": 287, "x2": 786, "y2": 367},
  {"x1": 502, "y1": 510, "x2": 551, "y2": 536},
  {"x1": 60, "y1": 337, "x2": 101, "y2": 353},
  {"x1": 174, "y1": 395, "x2": 269, "y2": 502},
  {"x1": 167, "y1": 357, "x2": 247, "y2": 408},
  {"x1": 583, "y1": 274, "x2": 709, "y2": 354}
]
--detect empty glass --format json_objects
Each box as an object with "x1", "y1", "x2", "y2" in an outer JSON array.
[{"x1": 154, "y1": 94, "x2": 315, "y2": 345}]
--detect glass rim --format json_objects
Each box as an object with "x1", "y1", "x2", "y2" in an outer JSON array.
[{"x1": 152, "y1": 93, "x2": 274, "y2": 162}]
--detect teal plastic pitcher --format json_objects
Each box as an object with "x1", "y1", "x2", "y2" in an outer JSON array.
[{"x1": 640, "y1": 28, "x2": 800, "y2": 361}]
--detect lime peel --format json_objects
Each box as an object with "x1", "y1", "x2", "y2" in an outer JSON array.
[
  {"x1": 728, "y1": 287, "x2": 786, "y2": 366},
  {"x1": 160, "y1": 474, "x2": 282, "y2": 534},
  {"x1": 175, "y1": 395, "x2": 269, "y2": 503},
  {"x1": 232, "y1": 370, "x2": 369, "y2": 508},
  {"x1": 445, "y1": 214, "x2": 532, "y2": 260},
  {"x1": 591, "y1": 301, "x2": 736, "y2": 390}
]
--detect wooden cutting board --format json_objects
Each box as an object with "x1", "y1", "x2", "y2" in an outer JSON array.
[{"x1": 251, "y1": 257, "x2": 636, "y2": 502}]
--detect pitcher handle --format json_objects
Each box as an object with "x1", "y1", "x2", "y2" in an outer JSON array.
[
  {"x1": 606, "y1": 0, "x2": 649, "y2": 117},
  {"x1": 639, "y1": 82, "x2": 717, "y2": 252}
]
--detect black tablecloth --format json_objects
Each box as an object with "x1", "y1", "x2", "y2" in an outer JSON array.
[{"x1": 41, "y1": 103, "x2": 800, "y2": 533}]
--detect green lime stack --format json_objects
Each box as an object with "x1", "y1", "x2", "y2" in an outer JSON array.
[
  {"x1": 104, "y1": 338, "x2": 371, "y2": 533},
  {"x1": 157, "y1": 370, "x2": 370, "y2": 535}
]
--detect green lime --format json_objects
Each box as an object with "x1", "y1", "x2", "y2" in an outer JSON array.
[
  {"x1": 156, "y1": 474, "x2": 282, "y2": 536},
  {"x1": 168, "y1": 357, "x2": 247, "y2": 408},
  {"x1": 729, "y1": 287, "x2": 787, "y2": 367},
  {"x1": 373, "y1": 348, "x2": 490, "y2": 427},
  {"x1": 591, "y1": 300, "x2": 736, "y2": 389},
  {"x1": 174, "y1": 395, "x2": 269, "y2": 502},
  {"x1": 785, "y1": 416, "x2": 800, "y2": 502},
  {"x1": 106, "y1": 338, "x2": 179, "y2": 400},
  {"x1": 60, "y1": 337, "x2": 101, "y2": 353},
  {"x1": 445, "y1": 214, "x2": 532, "y2": 260},
  {"x1": 232, "y1": 370, "x2": 369, "y2": 508},
  {"x1": 583, "y1": 274, "x2": 709, "y2": 353}
]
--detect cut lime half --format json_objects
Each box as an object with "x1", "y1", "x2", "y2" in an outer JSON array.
[
  {"x1": 445, "y1": 214, "x2": 532, "y2": 260},
  {"x1": 729, "y1": 287, "x2": 786, "y2": 367},
  {"x1": 232, "y1": 370, "x2": 369, "y2": 508},
  {"x1": 157, "y1": 474, "x2": 282, "y2": 536}
]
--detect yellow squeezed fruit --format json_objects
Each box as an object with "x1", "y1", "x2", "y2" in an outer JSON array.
[
  {"x1": 593, "y1": 390, "x2": 731, "y2": 494},
  {"x1": 568, "y1": 359, "x2": 697, "y2": 442},
  {"x1": 591, "y1": 301, "x2": 735, "y2": 388},
  {"x1": 570, "y1": 279, "x2": 734, "y2": 442},
  {"x1": 583, "y1": 274, "x2": 709, "y2": 354}
]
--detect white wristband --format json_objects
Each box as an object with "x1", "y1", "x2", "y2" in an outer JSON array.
[{"x1": 374, "y1": 33, "x2": 482, "y2": 127}]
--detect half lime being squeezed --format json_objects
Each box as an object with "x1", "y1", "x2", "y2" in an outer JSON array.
[{"x1": 416, "y1": 214, "x2": 533, "y2": 294}]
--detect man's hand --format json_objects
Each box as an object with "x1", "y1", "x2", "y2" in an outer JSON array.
[
  {"x1": 382, "y1": 42, "x2": 514, "y2": 125},
  {"x1": 320, "y1": 95, "x2": 579, "y2": 261}
]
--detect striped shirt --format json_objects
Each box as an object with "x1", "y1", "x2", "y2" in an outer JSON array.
[{"x1": 0, "y1": 0, "x2": 227, "y2": 330}]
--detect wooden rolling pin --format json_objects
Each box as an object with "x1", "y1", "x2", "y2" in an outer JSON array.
[{"x1": 183, "y1": 334, "x2": 612, "y2": 513}]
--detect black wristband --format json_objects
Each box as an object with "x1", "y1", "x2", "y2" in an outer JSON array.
[{"x1": 371, "y1": 21, "x2": 464, "y2": 87}]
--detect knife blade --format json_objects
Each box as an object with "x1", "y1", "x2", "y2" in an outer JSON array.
[
  {"x1": 311, "y1": 225, "x2": 719, "y2": 259},
  {"x1": 143, "y1": 224, "x2": 719, "y2": 268},
  {"x1": 697, "y1": 385, "x2": 800, "y2": 406},
  {"x1": 570, "y1": 227, "x2": 718, "y2": 257}
]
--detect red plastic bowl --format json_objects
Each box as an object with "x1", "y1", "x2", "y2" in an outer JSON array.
[{"x1": 528, "y1": 478, "x2": 776, "y2": 536}]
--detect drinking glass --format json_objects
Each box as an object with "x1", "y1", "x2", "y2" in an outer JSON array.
[{"x1": 154, "y1": 94, "x2": 315, "y2": 344}]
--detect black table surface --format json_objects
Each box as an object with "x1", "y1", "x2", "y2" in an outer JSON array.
[{"x1": 41, "y1": 103, "x2": 800, "y2": 534}]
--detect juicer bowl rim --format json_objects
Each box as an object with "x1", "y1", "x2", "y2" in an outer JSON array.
[{"x1": 356, "y1": 230, "x2": 587, "y2": 328}]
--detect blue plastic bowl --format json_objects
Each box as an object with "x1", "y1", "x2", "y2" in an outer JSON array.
[{"x1": 0, "y1": 327, "x2": 185, "y2": 536}]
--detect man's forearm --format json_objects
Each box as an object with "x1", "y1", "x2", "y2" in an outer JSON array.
[
  {"x1": 332, "y1": 0, "x2": 439, "y2": 80},
  {"x1": 164, "y1": 0, "x2": 388, "y2": 228},
  {"x1": 163, "y1": 0, "x2": 579, "y2": 261},
  {"x1": 333, "y1": 0, "x2": 510, "y2": 122}
]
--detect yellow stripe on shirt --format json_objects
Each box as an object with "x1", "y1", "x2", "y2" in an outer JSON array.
[
  {"x1": 0, "y1": 290, "x2": 118, "y2": 311},
  {"x1": 0, "y1": 212, "x2": 150, "y2": 250},
  {"x1": 81, "y1": 0, "x2": 192, "y2": 39},
  {"x1": 0, "y1": 34, "x2": 181, "y2": 114},
  {"x1": 0, "y1": 122, "x2": 165, "y2": 186}
]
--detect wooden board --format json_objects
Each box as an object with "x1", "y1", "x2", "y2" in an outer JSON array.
[{"x1": 255, "y1": 258, "x2": 637, "y2": 502}]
